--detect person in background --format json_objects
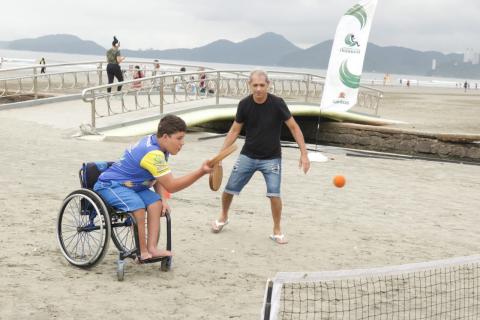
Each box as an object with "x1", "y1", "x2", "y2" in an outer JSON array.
[
  {"x1": 39, "y1": 57, "x2": 46, "y2": 74},
  {"x1": 199, "y1": 67, "x2": 207, "y2": 94},
  {"x1": 106, "y1": 36, "x2": 125, "y2": 93},
  {"x1": 151, "y1": 59, "x2": 161, "y2": 87},
  {"x1": 153, "y1": 59, "x2": 161, "y2": 76},
  {"x1": 132, "y1": 65, "x2": 144, "y2": 89},
  {"x1": 175, "y1": 67, "x2": 187, "y2": 92},
  {"x1": 188, "y1": 76, "x2": 197, "y2": 95}
]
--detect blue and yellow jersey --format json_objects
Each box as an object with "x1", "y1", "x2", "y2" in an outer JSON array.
[{"x1": 98, "y1": 134, "x2": 170, "y2": 191}]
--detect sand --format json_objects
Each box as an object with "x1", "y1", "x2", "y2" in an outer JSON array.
[{"x1": 0, "y1": 86, "x2": 480, "y2": 319}]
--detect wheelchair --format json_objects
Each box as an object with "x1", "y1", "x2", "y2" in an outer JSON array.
[{"x1": 56, "y1": 162, "x2": 172, "y2": 281}]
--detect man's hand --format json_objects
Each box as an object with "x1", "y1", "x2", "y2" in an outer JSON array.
[{"x1": 299, "y1": 153, "x2": 310, "y2": 174}]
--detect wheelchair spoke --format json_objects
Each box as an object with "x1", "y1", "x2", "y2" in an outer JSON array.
[
  {"x1": 64, "y1": 232, "x2": 80, "y2": 255},
  {"x1": 69, "y1": 197, "x2": 82, "y2": 226},
  {"x1": 112, "y1": 218, "x2": 136, "y2": 252}
]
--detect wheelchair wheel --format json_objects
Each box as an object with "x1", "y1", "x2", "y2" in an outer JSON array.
[
  {"x1": 56, "y1": 189, "x2": 111, "y2": 268},
  {"x1": 111, "y1": 212, "x2": 136, "y2": 254}
]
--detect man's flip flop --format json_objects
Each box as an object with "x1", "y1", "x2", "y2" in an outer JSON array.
[
  {"x1": 211, "y1": 219, "x2": 229, "y2": 233},
  {"x1": 269, "y1": 234, "x2": 288, "y2": 244}
]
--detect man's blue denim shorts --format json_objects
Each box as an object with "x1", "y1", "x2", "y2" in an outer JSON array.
[
  {"x1": 224, "y1": 154, "x2": 281, "y2": 197},
  {"x1": 93, "y1": 180, "x2": 161, "y2": 212}
]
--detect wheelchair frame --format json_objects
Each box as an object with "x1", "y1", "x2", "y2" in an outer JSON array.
[{"x1": 56, "y1": 162, "x2": 172, "y2": 281}]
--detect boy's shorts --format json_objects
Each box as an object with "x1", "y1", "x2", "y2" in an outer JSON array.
[
  {"x1": 224, "y1": 154, "x2": 281, "y2": 197},
  {"x1": 93, "y1": 180, "x2": 161, "y2": 212}
]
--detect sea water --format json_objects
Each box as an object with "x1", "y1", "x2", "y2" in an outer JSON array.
[{"x1": 0, "y1": 48, "x2": 477, "y2": 88}]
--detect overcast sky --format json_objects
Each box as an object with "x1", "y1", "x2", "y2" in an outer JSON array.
[{"x1": 2, "y1": 0, "x2": 479, "y2": 54}]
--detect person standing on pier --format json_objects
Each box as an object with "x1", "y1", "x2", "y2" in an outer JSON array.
[
  {"x1": 106, "y1": 36, "x2": 125, "y2": 93},
  {"x1": 39, "y1": 57, "x2": 46, "y2": 74}
]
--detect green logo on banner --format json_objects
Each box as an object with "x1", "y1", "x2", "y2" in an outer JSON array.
[
  {"x1": 345, "y1": 4, "x2": 367, "y2": 29},
  {"x1": 339, "y1": 60, "x2": 360, "y2": 89},
  {"x1": 345, "y1": 34, "x2": 360, "y2": 47}
]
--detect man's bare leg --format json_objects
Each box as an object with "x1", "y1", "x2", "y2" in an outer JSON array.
[
  {"x1": 146, "y1": 201, "x2": 172, "y2": 258},
  {"x1": 220, "y1": 192, "x2": 233, "y2": 222},
  {"x1": 212, "y1": 192, "x2": 233, "y2": 232},
  {"x1": 270, "y1": 197, "x2": 287, "y2": 244}
]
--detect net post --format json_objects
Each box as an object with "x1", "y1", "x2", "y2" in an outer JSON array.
[{"x1": 262, "y1": 279, "x2": 274, "y2": 320}]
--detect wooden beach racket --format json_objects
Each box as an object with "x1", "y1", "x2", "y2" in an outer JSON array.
[
  {"x1": 207, "y1": 144, "x2": 238, "y2": 167},
  {"x1": 208, "y1": 144, "x2": 237, "y2": 191},
  {"x1": 209, "y1": 163, "x2": 223, "y2": 191}
]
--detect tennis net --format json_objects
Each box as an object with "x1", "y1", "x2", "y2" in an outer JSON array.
[{"x1": 262, "y1": 255, "x2": 480, "y2": 320}]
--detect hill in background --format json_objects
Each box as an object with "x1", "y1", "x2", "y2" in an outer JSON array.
[{"x1": 1, "y1": 33, "x2": 477, "y2": 78}]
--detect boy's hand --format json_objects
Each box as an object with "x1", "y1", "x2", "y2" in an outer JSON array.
[
  {"x1": 162, "y1": 202, "x2": 171, "y2": 215},
  {"x1": 201, "y1": 160, "x2": 214, "y2": 174}
]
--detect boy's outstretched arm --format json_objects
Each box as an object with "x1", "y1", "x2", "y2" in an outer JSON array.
[{"x1": 156, "y1": 161, "x2": 213, "y2": 193}]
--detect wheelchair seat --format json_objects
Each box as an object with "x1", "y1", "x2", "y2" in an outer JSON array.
[{"x1": 79, "y1": 161, "x2": 114, "y2": 189}]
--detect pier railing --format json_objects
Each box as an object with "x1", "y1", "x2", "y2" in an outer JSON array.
[
  {"x1": 81, "y1": 69, "x2": 383, "y2": 129},
  {"x1": 0, "y1": 60, "x2": 210, "y2": 99},
  {"x1": 0, "y1": 62, "x2": 383, "y2": 129}
]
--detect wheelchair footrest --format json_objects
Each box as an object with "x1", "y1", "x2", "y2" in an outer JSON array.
[{"x1": 136, "y1": 256, "x2": 170, "y2": 264}]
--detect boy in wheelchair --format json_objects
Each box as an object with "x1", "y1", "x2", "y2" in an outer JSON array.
[{"x1": 94, "y1": 114, "x2": 212, "y2": 261}]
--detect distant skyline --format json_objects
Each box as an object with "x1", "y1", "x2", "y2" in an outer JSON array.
[{"x1": 2, "y1": 0, "x2": 479, "y2": 54}]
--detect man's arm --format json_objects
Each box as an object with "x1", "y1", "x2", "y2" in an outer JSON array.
[
  {"x1": 221, "y1": 121, "x2": 243, "y2": 150},
  {"x1": 116, "y1": 53, "x2": 125, "y2": 64},
  {"x1": 285, "y1": 117, "x2": 310, "y2": 174}
]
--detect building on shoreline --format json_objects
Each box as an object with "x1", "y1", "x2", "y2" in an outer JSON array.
[{"x1": 464, "y1": 48, "x2": 479, "y2": 64}]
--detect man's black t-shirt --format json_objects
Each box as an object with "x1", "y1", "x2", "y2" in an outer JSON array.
[{"x1": 235, "y1": 93, "x2": 292, "y2": 159}]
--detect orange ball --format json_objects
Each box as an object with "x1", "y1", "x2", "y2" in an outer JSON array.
[{"x1": 333, "y1": 175, "x2": 346, "y2": 188}]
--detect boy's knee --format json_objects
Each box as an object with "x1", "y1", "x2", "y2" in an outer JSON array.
[
  {"x1": 147, "y1": 200, "x2": 163, "y2": 212},
  {"x1": 133, "y1": 208, "x2": 146, "y2": 217}
]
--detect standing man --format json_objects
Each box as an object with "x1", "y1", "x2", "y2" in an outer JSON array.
[{"x1": 211, "y1": 70, "x2": 310, "y2": 244}]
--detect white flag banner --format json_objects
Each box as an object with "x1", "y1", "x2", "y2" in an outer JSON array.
[{"x1": 320, "y1": 0, "x2": 378, "y2": 112}]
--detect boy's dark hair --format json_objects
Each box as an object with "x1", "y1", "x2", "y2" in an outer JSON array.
[{"x1": 157, "y1": 114, "x2": 187, "y2": 137}]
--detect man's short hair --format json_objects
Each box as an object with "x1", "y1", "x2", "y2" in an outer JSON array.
[
  {"x1": 249, "y1": 70, "x2": 270, "y2": 83},
  {"x1": 157, "y1": 114, "x2": 187, "y2": 137}
]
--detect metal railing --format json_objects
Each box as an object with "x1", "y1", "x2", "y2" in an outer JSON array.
[
  {"x1": 0, "y1": 60, "x2": 383, "y2": 129},
  {"x1": 0, "y1": 60, "x2": 211, "y2": 99},
  {"x1": 81, "y1": 69, "x2": 383, "y2": 129}
]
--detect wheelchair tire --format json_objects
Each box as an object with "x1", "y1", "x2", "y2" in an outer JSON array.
[
  {"x1": 111, "y1": 212, "x2": 136, "y2": 254},
  {"x1": 56, "y1": 189, "x2": 111, "y2": 268}
]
